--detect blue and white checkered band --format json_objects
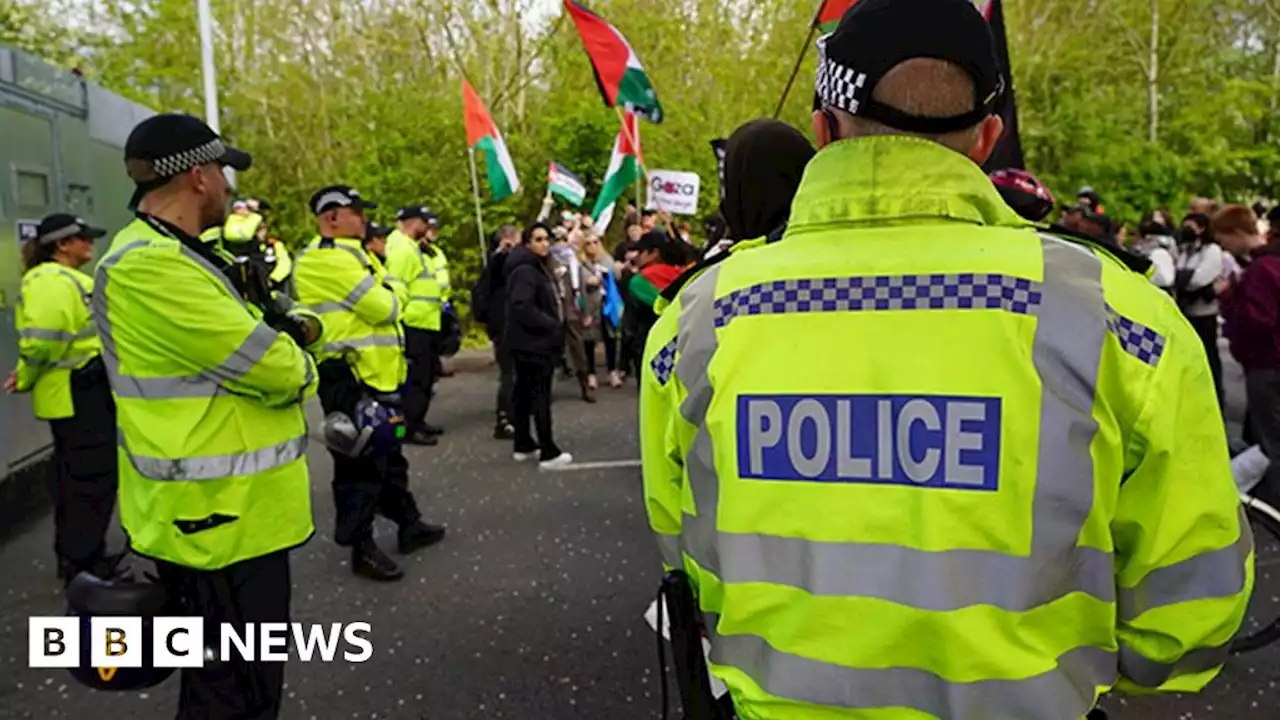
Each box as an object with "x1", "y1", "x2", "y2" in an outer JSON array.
[
  {"x1": 151, "y1": 139, "x2": 226, "y2": 178},
  {"x1": 815, "y1": 34, "x2": 868, "y2": 115}
]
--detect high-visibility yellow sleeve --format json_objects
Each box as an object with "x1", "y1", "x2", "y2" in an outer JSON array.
[
  {"x1": 113, "y1": 246, "x2": 316, "y2": 409},
  {"x1": 270, "y1": 244, "x2": 292, "y2": 283},
  {"x1": 640, "y1": 298, "x2": 686, "y2": 570},
  {"x1": 14, "y1": 273, "x2": 82, "y2": 390},
  {"x1": 383, "y1": 237, "x2": 420, "y2": 289},
  {"x1": 1112, "y1": 315, "x2": 1253, "y2": 694}
]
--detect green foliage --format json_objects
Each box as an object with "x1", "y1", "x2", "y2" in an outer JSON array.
[{"x1": 11, "y1": 0, "x2": 1280, "y2": 327}]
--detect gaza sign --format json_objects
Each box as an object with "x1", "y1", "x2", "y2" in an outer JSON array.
[{"x1": 646, "y1": 169, "x2": 700, "y2": 216}]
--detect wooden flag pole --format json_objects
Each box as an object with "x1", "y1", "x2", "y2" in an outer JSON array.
[
  {"x1": 773, "y1": 1, "x2": 828, "y2": 119},
  {"x1": 467, "y1": 146, "x2": 488, "y2": 267}
]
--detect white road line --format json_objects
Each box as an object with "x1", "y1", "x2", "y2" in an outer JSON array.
[{"x1": 541, "y1": 459, "x2": 643, "y2": 472}]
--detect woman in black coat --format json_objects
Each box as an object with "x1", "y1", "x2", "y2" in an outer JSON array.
[{"x1": 503, "y1": 222, "x2": 573, "y2": 468}]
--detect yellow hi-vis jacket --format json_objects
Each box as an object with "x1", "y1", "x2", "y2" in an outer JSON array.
[
  {"x1": 294, "y1": 236, "x2": 408, "y2": 392},
  {"x1": 639, "y1": 136, "x2": 1253, "y2": 720},
  {"x1": 14, "y1": 261, "x2": 101, "y2": 419},
  {"x1": 268, "y1": 242, "x2": 292, "y2": 284},
  {"x1": 383, "y1": 230, "x2": 443, "y2": 331},
  {"x1": 94, "y1": 215, "x2": 318, "y2": 571},
  {"x1": 224, "y1": 212, "x2": 264, "y2": 242}
]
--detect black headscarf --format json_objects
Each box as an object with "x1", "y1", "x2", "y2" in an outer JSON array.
[{"x1": 720, "y1": 119, "x2": 816, "y2": 241}]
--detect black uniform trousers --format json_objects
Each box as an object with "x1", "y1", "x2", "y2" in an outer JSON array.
[
  {"x1": 154, "y1": 550, "x2": 291, "y2": 720},
  {"x1": 47, "y1": 357, "x2": 118, "y2": 574},
  {"x1": 317, "y1": 360, "x2": 422, "y2": 546},
  {"x1": 403, "y1": 327, "x2": 440, "y2": 434}
]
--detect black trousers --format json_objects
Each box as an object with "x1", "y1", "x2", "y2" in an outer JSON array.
[
  {"x1": 583, "y1": 328, "x2": 618, "y2": 375},
  {"x1": 1247, "y1": 369, "x2": 1280, "y2": 506},
  {"x1": 1187, "y1": 313, "x2": 1224, "y2": 405},
  {"x1": 493, "y1": 334, "x2": 515, "y2": 420},
  {"x1": 317, "y1": 361, "x2": 422, "y2": 546},
  {"x1": 512, "y1": 352, "x2": 561, "y2": 460},
  {"x1": 154, "y1": 550, "x2": 291, "y2": 720},
  {"x1": 47, "y1": 358, "x2": 118, "y2": 573},
  {"x1": 403, "y1": 327, "x2": 440, "y2": 433}
]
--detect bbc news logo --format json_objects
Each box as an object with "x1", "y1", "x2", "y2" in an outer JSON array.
[{"x1": 29, "y1": 617, "x2": 373, "y2": 668}]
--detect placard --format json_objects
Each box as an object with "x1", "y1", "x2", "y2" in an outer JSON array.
[{"x1": 645, "y1": 170, "x2": 700, "y2": 216}]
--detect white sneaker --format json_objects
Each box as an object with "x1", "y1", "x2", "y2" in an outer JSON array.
[
  {"x1": 513, "y1": 451, "x2": 539, "y2": 462},
  {"x1": 538, "y1": 452, "x2": 574, "y2": 470}
]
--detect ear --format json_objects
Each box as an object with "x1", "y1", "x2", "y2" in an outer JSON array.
[
  {"x1": 968, "y1": 115, "x2": 1005, "y2": 165},
  {"x1": 812, "y1": 110, "x2": 833, "y2": 149}
]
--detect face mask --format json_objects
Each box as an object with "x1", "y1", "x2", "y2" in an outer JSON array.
[{"x1": 1178, "y1": 226, "x2": 1201, "y2": 245}]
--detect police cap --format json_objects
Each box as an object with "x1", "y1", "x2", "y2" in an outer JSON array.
[
  {"x1": 396, "y1": 205, "x2": 435, "y2": 224},
  {"x1": 310, "y1": 185, "x2": 378, "y2": 215},
  {"x1": 815, "y1": 0, "x2": 1004, "y2": 135},
  {"x1": 366, "y1": 221, "x2": 392, "y2": 241},
  {"x1": 34, "y1": 213, "x2": 107, "y2": 245},
  {"x1": 124, "y1": 114, "x2": 252, "y2": 208}
]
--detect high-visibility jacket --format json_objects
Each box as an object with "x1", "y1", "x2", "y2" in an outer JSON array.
[
  {"x1": 14, "y1": 262, "x2": 101, "y2": 420},
  {"x1": 94, "y1": 215, "x2": 317, "y2": 571},
  {"x1": 294, "y1": 236, "x2": 408, "y2": 392},
  {"x1": 383, "y1": 230, "x2": 442, "y2": 331},
  {"x1": 224, "y1": 212, "x2": 264, "y2": 242},
  {"x1": 640, "y1": 136, "x2": 1253, "y2": 720},
  {"x1": 268, "y1": 242, "x2": 292, "y2": 284}
]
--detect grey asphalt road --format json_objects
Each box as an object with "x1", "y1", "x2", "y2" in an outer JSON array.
[{"x1": 0, "y1": 345, "x2": 1276, "y2": 720}]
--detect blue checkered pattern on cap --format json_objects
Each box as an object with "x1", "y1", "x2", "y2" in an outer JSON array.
[
  {"x1": 650, "y1": 338, "x2": 678, "y2": 385},
  {"x1": 711, "y1": 273, "x2": 1043, "y2": 329},
  {"x1": 1105, "y1": 306, "x2": 1166, "y2": 366}
]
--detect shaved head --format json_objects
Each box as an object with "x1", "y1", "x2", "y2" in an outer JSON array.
[{"x1": 843, "y1": 59, "x2": 981, "y2": 152}]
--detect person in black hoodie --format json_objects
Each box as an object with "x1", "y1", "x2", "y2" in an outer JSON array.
[
  {"x1": 503, "y1": 222, "x2": 573, "y2": 468},
  {"x1": 471, "y1": 225, "x2": 521, "y2": 439}
]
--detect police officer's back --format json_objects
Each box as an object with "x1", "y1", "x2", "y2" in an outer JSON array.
[{"x1": 641, "y1": 1, "x2": 1252, "y2": 717}]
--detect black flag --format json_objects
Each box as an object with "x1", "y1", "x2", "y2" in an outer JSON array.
[
  {"x1": 983, "y1": 0, "x2": 1024, "y2": 172},
  {"x1": 710, "y1": 139, "x2": 728, "y2": 202}
]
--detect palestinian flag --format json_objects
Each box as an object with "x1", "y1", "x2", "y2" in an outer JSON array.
[
  {"x1": 548, "y1": 162, "x2": 587, "y2": 206},
  {"x1": 564, "y1": 1, "x2": 663, "y2": 123},
  {"x1": 462, "y1": 78, "x2": 521, "y2": 201},
  {"x1": 591, "y1": 112, "x2": 642, "y2": 233},
  {"x1": 816, "y1": 0, "x2": 992, "y2": 31}
]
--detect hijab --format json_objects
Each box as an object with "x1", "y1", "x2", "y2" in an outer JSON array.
[{"x1": 720, "y1": 119, "x2": 816, "y2": 241}]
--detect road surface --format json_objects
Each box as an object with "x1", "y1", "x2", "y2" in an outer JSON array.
[{"x1": 0, "y1": 346, "x2": 1275, "y2": 719}]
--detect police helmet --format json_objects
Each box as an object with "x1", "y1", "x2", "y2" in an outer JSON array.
[
  {"x1": 64, "y1": 572, "x2": 177, "y2": 691},
  {"x1": 322, "y1": 396, "x2": 405, "y2": 457}
]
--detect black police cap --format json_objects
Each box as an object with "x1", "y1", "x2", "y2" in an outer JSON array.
[
  {"x1": 396, "y1": 205, "x2": 432, "y2": 222},
  {"x1": 815, "y1": 0, "x2": 1004, "y2": 135},
  {"x1": 310, "y1": 185, "x2": 378, "y2": 215},
  {"x1": 124, "y1": 114, "x2": 251, "y2": 208},
  {"x1": 366, "y1": 221, "x2": 393, "y2": 241},
  {"x1": 34, "y1": 213, "x2": 107, "y2": 245}
]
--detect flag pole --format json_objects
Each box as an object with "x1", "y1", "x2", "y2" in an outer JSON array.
[
  {"x1": 467, "y1": 146, "x2": 488, "y2": 267},
  {"x1": 614, "y1": 106, "x2": 649, "y2": 211},
  {"x1": 773, "y1": 1, "x2": 828, "y2": 119}
]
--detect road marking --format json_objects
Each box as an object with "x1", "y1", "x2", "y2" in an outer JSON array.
[{"x1": 541, "y1": 459, "x2": 642, "y2": 472}]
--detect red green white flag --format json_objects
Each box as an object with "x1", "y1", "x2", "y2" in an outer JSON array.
[
  {"x1": 564, "y1": 1, "x2": 664, "y2": 123},
  {"x1": 816, "y1": 0, "x2": 991, "y2": 31},
  {"x1": 462, "y1": 78, "x2": 520, "y2": 202},
  {"x1": 591, "y1": 112, "x2": 643, "y2": 233}
]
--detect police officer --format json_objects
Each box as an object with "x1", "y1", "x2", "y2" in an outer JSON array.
[
  {"x1": 384, "y1": 205, "x2": 445, "y2": 445},
  {"x1": 639, "y1": 1, "x2": 1253, "y2": 717},
  {"x1": 5, "y1": 214, "x2": 118, "y2": 582},
  {"x1": 96, "y1": 113, "x2": 320, "y2": 719},
  {"x1": 294, "y1": 187, "x2": 446, "y2": 581}
]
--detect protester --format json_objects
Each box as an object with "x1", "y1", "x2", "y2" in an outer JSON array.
[
  {"x1": 621, "y1": 233, "x2": 683, "y2": 379},
  {"x1": 1175, "y1": 211, "x2": 1226, "y2": 403},
  {"x1": 550, "y1": 228, "x2": 593, "y2": 402},
  {"x1": 1132, "y1": 210, "x2": 1177, "y2": 293},
  {"x1": 504, "y1": 222, "x2": 573, "y2": 468},
  {"x1": 580, "y1": 233, "x2": 623, "y2": 389},
  {"x1": 471, "y1": 225, "x2": 521, "y2": 439},
  {"x1": 1189, "y1": 196, "x2": 1219, "y2": 216},
  {"x1": 720, "y1": 119, "x2": 816, "y2": 242},
  {"x1": 988, "y1": 168, "x2": 1055, "y2": 223},
  {"x1": 1220, "y1": 207, "x2": 1280, "y2": 506}
]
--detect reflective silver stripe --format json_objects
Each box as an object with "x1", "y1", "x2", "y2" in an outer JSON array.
[
  {"x1": 308, "y1": 275, "x2": 376, "y2": 315},
  {"x1": 410, "y1": 295, "x2": 442, "y2": 303},
  {"x1": 53, "y1": 268, "x2": 90, "y2": 305},
  {"x1": 23, "y1": 354, "x2": 90, "y2": 369},
  {"x1": 1118, "y1": 504, "x2": 1253, "y2": 620},
  {"x1": 320, "y1": 334, "x2": 402, "y2": 354},
  {"x1": 20, "y1": 327, "x2": 84, "y2": 341},
  {"x1": 333, "y1": 242, "x2": 372, "y2": 269},
  {"x1": 709, "y1": 633, "x2": 1115, "y2": 718},
  {"x1": 674, "y1": 237, "x2": 1110, "y2": 613},
  {"x1": 203, "y1": 322, "x2": 279, "y2": 385},
  {"x1": 655, "y1": 533, "x2": 682, "y2": 569},
  {"x1": 673, "y1": 263, "x2": 726, "y2": 578},
  {"x1": 1118, "y1": 640, "x2": 1229, "y2": 689},
  {"x1": 123, "y1": 433, "x2": 307, "y2": 481},
  {"x1": 384, "y1": 294, "x2": 400, "y2": 325},
  {"x1": 94, "y1": 240, "x2": 151, "y2": 395}
]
